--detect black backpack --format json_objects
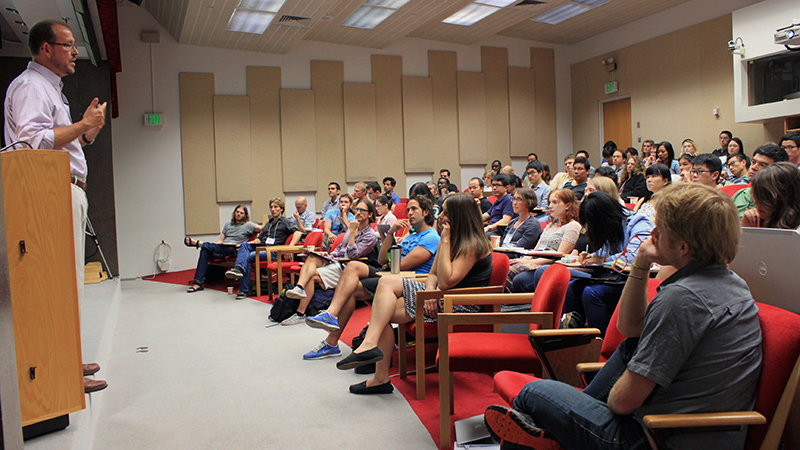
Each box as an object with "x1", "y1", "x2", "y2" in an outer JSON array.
[{"x1": 268, "y1": 284, "x2": 300, "y2": 323}]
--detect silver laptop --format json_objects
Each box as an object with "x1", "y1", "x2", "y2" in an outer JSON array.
[{"x1": 730, "y1": 228, "x2": 800, "y2": 315}]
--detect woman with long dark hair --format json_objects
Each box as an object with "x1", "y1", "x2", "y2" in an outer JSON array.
[
  {"x1": 618, "y1": 156, "x2": 647, "y2": 203},
  {"x1": 656, "y1": 141, "x2": 680, "y2": 175},
  {"x1": 336, "y1": 193, "x2": 493, "y2": 394},
  {"x1": 742, "y1": 162, "x2": 800, "y2": 229}
]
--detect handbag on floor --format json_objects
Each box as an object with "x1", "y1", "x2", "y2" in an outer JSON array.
[{"x1": 268, "y1": 284, "x2": 300, "y2": 323}]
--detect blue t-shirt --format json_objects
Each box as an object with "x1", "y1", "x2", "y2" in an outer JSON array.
[
  {"x1": 401, "y1": 227, "x2": 440, "y2": 274},
  {"x1": 487, "y1": 193, "x2": 513, "y2": 225},
  {"x1": 324, "y1": 209, "x2": 356, "y2": 235},
  {"x1": 390, "y1": 191, "x2": 401, "y2": 205}
]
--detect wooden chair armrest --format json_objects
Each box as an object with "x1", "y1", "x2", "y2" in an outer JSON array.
[
  {"x1": 576, "y1": 362, "x2": 606, "y2": 374},
  {"x1": 643, "y1": 411, "x2": 766, "y2": 429},
  {"x1": 530, "y1": 328, "x2": 602, "y2": 338},
  {"x1": 442, "y1": 293, "x2": 534, "y2": 308},
  {"x1": 437, "y1": 311, "x2": 554, "y2": 328}
]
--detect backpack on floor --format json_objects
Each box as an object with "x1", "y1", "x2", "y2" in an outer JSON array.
[
  {"x1": 269, "y1": 284, "x2": 300, "y2": 323},
  {"x1": 306, "y1": 288, "x2": 335, "y2": 317}
]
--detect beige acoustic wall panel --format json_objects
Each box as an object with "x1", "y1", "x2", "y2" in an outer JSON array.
[
  {"x1": 343, "y1": 83, "x2": 378, "y2": 182},
  {"x1": 372, "y1": 55, "x2": 406, "y2": 195},
  {"x1": 311, "y1": 61, "x2": 345, "y2": 210},
  {"x1": 530, "y1": 48, "x2": 557, "y2": 165},
  {"x1": 508, "y1": 67, "x2": 536, "y2": 158},
  {"x1": 247, "y1": 66, "x2": 282, "y2": 220},
  {"x1": 179, "y1": 73, "x2": 219, "y2": 235},
  {"x1": 214, "y1": 96, "x2": 253, "y2": 202},
  {"x1": 482, "y1": 47, "x2": 510, "y2": 165},
  {"x1": 280, "y1": 90, "x2": 317, "y2": 192},
  {"x1": 458, "y1": 72, "x2": 488, "y2": 165},
  {"x1": 428, "y1": 50, "x2": 460, "y2": 187},
  {"x1": 402, "y1": 76, "x2": 435, "y2": 174}
]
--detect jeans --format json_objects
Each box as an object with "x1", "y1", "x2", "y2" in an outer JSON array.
[
  {"x1": 512, "y1": 338, "x2": 648, "y2": 450},
  {"x1": 193, "y1": 243, "x2": 237, "y2": 283},
  {"x1": 233, "y1": 243, "x2": 277, "y2": 292},
  {"x1": 510, "y1": 265, "x2": 548, "y2": 293},
  {"x1": 563, "y1": 279, "x2": 624, "y2": 337}
]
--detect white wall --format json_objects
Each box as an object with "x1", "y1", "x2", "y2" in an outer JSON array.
[
  {"x1": 733, "y1": 0, "x2": 800, "y2": 123},
  {"x1": 112, "y1": 3, "x2": 564, "y2": 278}
]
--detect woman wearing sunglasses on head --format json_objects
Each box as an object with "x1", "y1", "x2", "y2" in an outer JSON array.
[{"x1": 563, "y1": 192, "x2": 653, "y2": 336}]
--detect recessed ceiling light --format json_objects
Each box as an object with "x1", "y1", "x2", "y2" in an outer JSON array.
[
  {"x1": 227, "y1": 10, "x2": 275, "y2": 34},
  {"x1": 442, "y1": 4, "x2": 498, "y2": 26},
  {"x1": 5, "y1": 7, "x2": 19, "y2": 14},
  {"x1": 14, "y1": 20, "x2": 26, "y2": 27},
  {"x1": 341, "y1": 5, "x2": 394, "y2": 29},
  {"x1": 475, "y1": 0, "x2": 516, "y2": 7},
  {"x1": 236, "y1": 0, "x2": 285, "y2": 13},
  {"x1": 531, "y1": 3, "x2": 590, "y2": 25},
  {"x1": 365, "y1": 0, "x2": 410, "y2": 8},
  {"x1": 572, "y1": 0, "x2": 612, "y2": 6}
]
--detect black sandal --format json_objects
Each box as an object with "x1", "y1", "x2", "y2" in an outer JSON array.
[
  {"x1": 184, "y1": 237, "x2": 200, "y2": 248},
  {"x1": 187, "y1": 281, "x2": 204, "y2": 293}
]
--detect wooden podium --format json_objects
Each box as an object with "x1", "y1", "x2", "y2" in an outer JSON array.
[{"x1": 1, "y1": 150, "x2": 85, "y2": 432}]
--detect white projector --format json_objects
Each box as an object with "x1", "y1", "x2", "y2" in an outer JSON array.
[{"x1": 775, "y1": 22, "x2": 800, "y2": 46}]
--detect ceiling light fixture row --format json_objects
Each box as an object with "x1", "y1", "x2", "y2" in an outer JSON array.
[
  {"x1": 227, "y1": 0, "x2": 286, "y2": 34},
  {"x1": 341, "y1": 0, "x2": 412, "y2": 30},
  {"x1": 442, "y1": 0, "x2": 613, "y2": 28}
]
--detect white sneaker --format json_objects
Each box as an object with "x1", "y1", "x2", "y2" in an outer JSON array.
[
  {"x1": 285, "y1": 286, "x2": 307, "y2": 299},
  {"x1": 281, "y1": 313, "x2": 305, "y2": 326}
]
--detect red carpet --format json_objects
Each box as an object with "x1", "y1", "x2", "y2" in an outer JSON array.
[{"x1": 149, "y1": 271, "x2": 504, "y2": 448}]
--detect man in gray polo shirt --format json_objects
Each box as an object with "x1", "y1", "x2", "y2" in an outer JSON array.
[{"x1": 485, "y1": 183, "x2": 762, "y2": 450}]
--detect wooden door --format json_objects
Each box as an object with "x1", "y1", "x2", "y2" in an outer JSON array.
[{"x1": 602, "y1": 97, "x2": 632, "y2": 150}]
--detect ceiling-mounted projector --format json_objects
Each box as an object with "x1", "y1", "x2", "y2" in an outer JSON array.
[{"x1": 775, "y1": 22, "x2": 800, "y2": 46}]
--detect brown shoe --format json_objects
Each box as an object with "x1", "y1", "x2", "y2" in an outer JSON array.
[
  {"x1": 84, "y1": 377, "x2": 108, "y2": 394},
  {"x1": 484, "y1": 405, "x2": 561, "y2": 450},
  {"x1": 83, "y1": 363, "x2": 101, "y2": 376}
]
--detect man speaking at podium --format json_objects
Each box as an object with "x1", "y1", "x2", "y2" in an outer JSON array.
[{"x1": 4, "y1": 19, "x2": 107, "y2": 393}]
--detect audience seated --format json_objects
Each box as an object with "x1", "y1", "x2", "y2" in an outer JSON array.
[
  {"x1": 677, "y1": 153, "x2": 694, "y2": 183},
  {"x1": 691, "y1": 153, "x2": 723, "y2": 187},
  {"x1": 656, "y1": 141, "x2": 680, "y2": 174},
  {"x1": 498, "y1": 187, "x2": 542, "y2": 249},
  {"x1": 320, "y1": 182, "x2": 341, "y2": 217},
  {"x1": 366, "y1": 181, "x2": 382, "y2": 202},
  {"x1": 302, "y1": 195, "x2": 439, "y2": 360},
  {"x1": 382, "y1": 176, "x2": 401, "y2": 206},
  {"x1": 563, "y1": 192, "x2": 653, "y2": 336},
  {"x1": 490, "y1": 159, "x2": 502, "y2": 176},
  {"x1": 634, "y1": 163, "x2": 671, "y2": 221},
  {"x1": 741, "y1": 162, "x2": 800, "y2": 229},
  {"x1": 611, "y1": 148, "x2": 626, "y2": 181},
  {"x1": 374, "y1": 195, "x2": 397, "y2": 227},
  {"x1": 334, "y1": 193, "x2": 493, "y2": 395},
  {"x1": 625, "y1": 147, "x2": 638, "y2": 160},
  {"x1": 322, "y1": 194, "x2": 355, "y2": 249},
  {"x1": 439, "y1": 168, "x2": 458, "y2": 192},
  {"x1": 184, "y1": 205, "x2": 261, "y2": 293},
  {"x1": 483, "y1": 171, "x2": 495, "y2": 193},
  {"x1": 283, "y1": 199, "x2": 378, "y2": 325},
  {"x1": 352, "y1": 181, "x2": 367, "y2": 202},
  {"x1": 292, "y1": 196, "x2": 316, "y2": 234},
  {"x1": 525, "y1": 160, "x2": 551, "y2": 211},
  {"x1": 585, "y1": 176, "x2": 622, "y2": 204},
  {"x1": 507, "y1": 174, "x2": 522, "y2": 198},
  {"x1": 437, "y1": 177, "x2": 451, "y2": 201},
  {"x1": 722, "y1": 153, "x2": 750, "y2": 186},
  {"x1": 521, "y1": 153, "x2": 538, "y2": 186},
  {"x1": 483, "y1": 173, "x2": 514, "y2": 236},
  {"x1": 225, "y1": 198, "x2": 302, "y2": 298},
  {"x1": 618, "y1": 156, "x2": 646, "y2": 203},
  {"x1": 642, "y1": 139, "x2": 657, "y2": 167},
  {"x1": 713, "y1": 129, "x2": 733, "y2": 161},
  {"x1": 485, "y1": 183, "x2": 761, "y2": 450},
  {"x1": 549, "y1": 154, "x2": 575, "y2": 190},
  {"x1": 467, "y1": 177, "x2": 492, "y2": 214},
  {"x1": 507, "y1": 189, "x2": 581, "y2": 292},
  {"x1": 732, "y1": 143, "x2": 789, "y2": 218},
  {"x1": 681, "y1": 138, "x2": 698, "y2": 156},
  {"x1": 564, "y1": 156, "x2": 590, "y2": 200},
  {"x1": 593, "y1": 165, "x2": 618, "y2": 183},
  {"x1": 781, "y1": 131, "x2": 800, "y2": 168}
]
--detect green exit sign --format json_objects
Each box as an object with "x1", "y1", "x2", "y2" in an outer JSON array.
[
  {"x1": 144, "y1": 113, "x2": 163, "y2": 127},
  {"x1": 605, "y1": 81, "x2": 619, "y2": 94}
]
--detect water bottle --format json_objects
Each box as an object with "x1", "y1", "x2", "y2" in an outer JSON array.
[{"x1": 390, "y1": 245, "x2": 401, "y2": 274}]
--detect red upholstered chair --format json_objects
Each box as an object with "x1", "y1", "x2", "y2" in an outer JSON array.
[
  {"x1": 328, "y1": 232, "x2": 346, "y2": 252},
  {"x1": 434, "y1": 263, "x2": 571, "y2": 448},
  {"x1": 720, "y1": 183, "x2": 750, "y2": 197},
  {"x1": 394, "y1": 202, "x2": 407, "y2": 220},
  {"x1": 254, "y1": 235, "x2": 294, "y2": 297},
  {"x1": 487, "y1": 195, "x2": 497, "y2": 204},
  {"x1": 282, "y1": 231, "x2": 325, "y2": 280},
  {"x1": 397, "y1": 252, "x2": 510, "y2": 400}
]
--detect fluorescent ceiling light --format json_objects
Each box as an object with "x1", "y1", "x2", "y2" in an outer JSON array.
[
  {"x1": 341, "y1": 5, "x2": 394, "y2": 29},
  {"x1": 365, "y1": 0, "x2": 411, "y2": 8},
  {"x1": 476, "y1": 0, "x2": 516, "y2": 7},
  {"x1": 572, "y1": 0, "x2": 612, "y2": 6},
  {"x1": 237, "y1": 0, "x2": 285, "y2": 13},
  {"x1": 531, "y1": 3, "x2": 590, "y2": 25},
  {"x1": 227, "y1": 10, "x2": 275, "y2": 33},
  {"x1": 443, "y1": 4, "x2": 498, "y2": 26}
]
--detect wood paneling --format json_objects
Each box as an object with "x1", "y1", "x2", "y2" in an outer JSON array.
[
  {"x1": 311, "y1": 60, "x2": 345, "y2": 210},
  {"x1": 429, "y1": 50, "x2": 461, "y2": 186},
  {"x1": 179, "y1": 72, "x2": 219, "y2": 235},
  {"x1": 603, "y1": 97, "x2": 632, "y2": 150},
  {"x1": 531, "y1": 48, "x2": 557, "y2": 165},
  {"x1": 457, "y1": 72, "x2": 487, "y2": 165},
  {"x1": 508, "y1": 67, "x2": 536, "y2": 158},
  {"x1": 247, "y1": 66, "x2": 282, "y2": 219},
  {"x1": 482, "y1": 47, "x2": 510, "y2": 164},
  {"x1": 343, "y1": 82, "x2": 378, "y2": 182},
  {"x1": 213, "y1": 95, "x2": 252, "y2": 202},
  {"x1": 402, "y1": 76, "x2": 435, "y2": 174},
  {"x1": 372, "y1": 55, "x2": 406, "y2": 194},
  {"x1": 280, "y1": 90, "x2": 317, "y2": 192}
]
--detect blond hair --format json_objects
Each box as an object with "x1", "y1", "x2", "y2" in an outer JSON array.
[
  {"x1": 588, "y1": 176, "x2": 620, "y2": 202},
  {"x1": 654, "y1": 183, "x2": 739, "y2": 264},
  {"x1": 268, "y1": 198, "x2": 285, "y2": 214}
]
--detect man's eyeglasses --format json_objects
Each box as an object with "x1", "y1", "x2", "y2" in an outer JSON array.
[
  {"x1": 782, "y1": 144, "x2": 798, "y2": 151},
  {"x1": 48, "y1": 42, "x2": 78, "y2": 51},
  {"x1": 353, "y1": 207, "x2": 369, "y2": 213},
  {"x1": 491, "y1": 183, "x2": 504, "y2": 188},
  {"x1": 690, "y1": 169, "x2": 711, "y2": 175},
  {"x1": 511, "y1": 197, "x2": 523, "y2": 202}
]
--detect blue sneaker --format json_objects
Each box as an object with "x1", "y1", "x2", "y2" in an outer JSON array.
[
  {"x1": 303, "y1": 341, "x2": 341, "y2": 360},
  {"x1": 305, "y1": 311, "x2": 340, "y2": 331}
]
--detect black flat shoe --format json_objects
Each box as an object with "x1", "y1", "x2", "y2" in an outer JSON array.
[
  {"x1": 336, "y1": 347, "x2": 384, "y2": 370},
  {"x1": 349, "y1": 380, "x2": 394, "y2": 395}
]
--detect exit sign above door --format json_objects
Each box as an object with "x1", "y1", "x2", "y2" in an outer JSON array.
[{"x1": 605, "y1": 81, "x2": 619, "y2": 94}]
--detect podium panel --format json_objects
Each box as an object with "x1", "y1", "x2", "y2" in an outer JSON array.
[{"x1": 1, "y1": 149, "x2": 84, "y2": 426}]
